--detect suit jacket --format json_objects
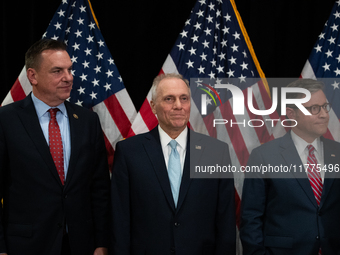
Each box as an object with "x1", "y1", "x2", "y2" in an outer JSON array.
[
  {"x1": 0, "y1": 94, "x2": 110, "y2": 255},
  {"x1": 240, "y1": 132, "x2": 340, "y2": 255},
  {"x1": 110, "y1": 127, "x2": 236, "y2": 255}
]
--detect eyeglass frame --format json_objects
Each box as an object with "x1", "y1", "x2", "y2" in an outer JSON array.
[{"x1": 288, "y1": 103, "x2": 331, "y2": 115}]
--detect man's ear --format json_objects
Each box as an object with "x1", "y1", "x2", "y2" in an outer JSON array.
[
  {"x1": 286, "y1": 107, "x2": 296, "y2": 120},
  {"x1": 150, "y1": 100, "x2": 157, "y2": 115},
  {"x1": 26, "y1": 68, "x2": 38, "y2": 86}
]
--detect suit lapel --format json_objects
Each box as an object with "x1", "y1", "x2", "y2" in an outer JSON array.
[
  {"x1": 144, "y1": 128, "x2": 176, "y2": 211},
  {"x1": 176, "y1": 132, "x2": 193, "y2": 212},
  {"x1": 280, "y1": 132, "x2": 319, "y2": 208},
  {"x1": 63, "y1": 102, "x2": 81, "y2": 189},
  {"x1": 18, "y1": 95, "x2": 63, "y2": 186}
]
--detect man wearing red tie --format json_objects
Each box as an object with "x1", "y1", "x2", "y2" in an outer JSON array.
[
  {"x1": 0, "y1": 39, "x2": 110, "y2": 255},
  {"x1": 241, "y1": 79, "x2": 340, "y2": 255}
]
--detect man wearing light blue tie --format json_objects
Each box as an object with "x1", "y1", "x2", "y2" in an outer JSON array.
[{"x1": 110, "y1": 73, "x2": 236, "y2": 255}]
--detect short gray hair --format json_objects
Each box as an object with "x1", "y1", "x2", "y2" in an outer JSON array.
[{"x1": 151, "y1": 73, "x2": 190, "y2": 101}]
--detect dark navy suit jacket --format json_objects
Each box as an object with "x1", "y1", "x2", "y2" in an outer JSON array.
[
  {"x1": 111, "y1": 127, "x2": 236, "y2": 255},
  {"x1": 0, "y1": 94, "x2": 110, "y2": 255},
  {"x1": 241, "y1": 132, "x2": 340, "y2": 255}
]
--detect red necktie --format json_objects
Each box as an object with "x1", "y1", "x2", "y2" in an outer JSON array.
[
  {"x1": 306, "y1": 145, "x2": 323, "y2": 205},
  {"x1": 48, "y1": 108, "x2": 65, "y2": 185},
  {"x1": 306, "y1": 145, "x2": 322, "y2": 255}
]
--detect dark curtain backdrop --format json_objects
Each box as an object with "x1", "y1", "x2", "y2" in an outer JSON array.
[{"x1": 0, "y1": 0, "x2": 335, "y2": 110}]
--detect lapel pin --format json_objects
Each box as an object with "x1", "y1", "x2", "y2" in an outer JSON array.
[
  {"x1": 195, "y1": 145, "x2": 201, "y2": 150},
  {"x1": 73, "y1": 114, "x2": 78, "y2": 119},
  {"x1": 331, "y1": 154, "x2": 336, "y2": 157}
]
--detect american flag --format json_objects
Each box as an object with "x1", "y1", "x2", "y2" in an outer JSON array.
[
  {"x1": 127, "y1": 0, "x2": 285, "y2": 252},
  {"x1": 301, "y1": 0, "x2": 340, "y2": 142},
  {"x1": 1, "y1": 0, "x2": 137, "y2": 169}
]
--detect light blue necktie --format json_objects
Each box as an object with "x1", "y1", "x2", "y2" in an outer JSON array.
[{"x1": 168, "y1": 140, "x2": 182, "y2": 207}]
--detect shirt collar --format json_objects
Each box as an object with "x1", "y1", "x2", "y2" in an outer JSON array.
[
  {"x1": 158, "y1": 125, "x2": 188, "y2": 150},
  {"x1": 291, "y1": 130, "x2": 321, "y2": 154},
  {"x1": 31, "y1": 93, "x2": 68, "y2": 118}
]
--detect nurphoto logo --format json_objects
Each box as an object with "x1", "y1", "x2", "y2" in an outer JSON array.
[{"x1": 191, "y1": 78, "x2": 313, "y2": 128}]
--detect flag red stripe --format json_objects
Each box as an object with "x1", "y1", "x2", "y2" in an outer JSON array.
[
  {"x1": 323, "y1": 128, "x2": 334, "y2": 140},
  {"x1": 11, "y1": 79, "x2": 27, "y2": 102},
  {"x1": 256, "y1": 80, "x2": 291, "y2": 133},
  {"x1": 104, "y1": 94, "x2": 132, "y2": 138},
  {"x1": 219, "y1": 101, "x2": 250, "y2": 167},
  {"x1": 203, "y1": 112, "x2": 218, "y2": 138},
  {"x1": 244, "y1": 88, "x2": 271, "y2": 143},
  {"x1": 139, "y1": 99, "x2": 158, "y2": 131}
]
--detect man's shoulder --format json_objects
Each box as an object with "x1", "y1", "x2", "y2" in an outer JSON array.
[
  {"x1": 322, "y1": 136, "x2": 340, "y2": 149},
  {"x1": 190, "y1": 130, "x2": 229, "y2": 148},
  {"x1": 251, "y1": 133, "x2": 291, "y2": 155},
  {"x1": 116, "y1": 129, "x2": 156, "y2": 147},
  {"x1": 0, "y1": 96, "x2": 31, "y2": 116}
]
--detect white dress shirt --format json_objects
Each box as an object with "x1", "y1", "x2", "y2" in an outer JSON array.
[{"x1": 158, "y1": 125, "x2": 188, "y2": 174}]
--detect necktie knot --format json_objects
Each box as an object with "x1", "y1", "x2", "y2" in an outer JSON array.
[
  {"x1": 307, "y1": 145, "x2": 315, "y2": 155},
  {"x1": 48, "y1": 108, "x2": 59, "y2": 120},
  {"x1": 169, "y1": 140, "x2": 177, "y2": 150}
]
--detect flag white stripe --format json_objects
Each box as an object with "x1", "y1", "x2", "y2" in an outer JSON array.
[
  {"x1": 18, "y1": 67, "x2": 32, "y2": 96},
  {"x1": 2, "y1": 92, "x2": 14, "y2": 106},
  {"x1": 130, "y1": 112, "x2": 150, "y2": 135},
  {"x1": 162, "y1": 55, "x2": 179, "y2": 74},
  {"x1": 115, "y1": 88, "x2": 138, "y2": 122},
  {"x1": 93, "y1": 102, "x2": 122, "y2": 150}
]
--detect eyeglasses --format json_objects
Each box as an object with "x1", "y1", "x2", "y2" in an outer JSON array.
[{"x1": 290, "y1": 103, "x2": 331, "y2": 115}]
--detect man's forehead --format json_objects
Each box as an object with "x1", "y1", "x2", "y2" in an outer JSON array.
[
  {"x1": 41, "y1": 50, "x2": 71, "y2": 64},
  {"x1": 158, "y1": 78, "x2": 189, "y2": 93},
  {"x1": 308, "y1": 89, "x2": 326, "y2": 101}
]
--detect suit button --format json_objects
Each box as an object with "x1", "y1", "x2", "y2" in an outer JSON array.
[
  {"x1": 316, "y1": 236, "x2": 320, "y2": 240},
  {"x1": 318, "y1": 211, "x2": 321, "y2": 216},
  {"x1": 170, "y1": 247, "x2": 175, "y2": 253},
  {"x1": 57, "y1": 223, "x2": 63, "y2": 228},
  {"x1": 174, "y1": 222, "x2": 180, "y2": 227}
]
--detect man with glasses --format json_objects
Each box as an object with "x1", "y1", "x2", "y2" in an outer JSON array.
[{"x1": 240, "y1": 79, "x2": 340, "y2": 255}]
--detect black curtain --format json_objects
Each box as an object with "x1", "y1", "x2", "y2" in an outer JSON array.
[{"x1": 0, "y1": 0, "x2": 335, "y2": 110}]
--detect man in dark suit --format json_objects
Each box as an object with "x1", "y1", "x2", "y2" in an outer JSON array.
[
  {"x1": 110, "y1": 73, "x2": 236, "y2": 255},
  {"x1": 0, "y1": 39, "x2": 110, "y2": 255},
  {"x1": 240, "y1": 79, "x2": 340, "y2": 255}
]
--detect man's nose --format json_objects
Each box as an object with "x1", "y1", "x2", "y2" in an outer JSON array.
[{"x1": 173, "y1": 98, "x2": 182, "y2": 109}]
